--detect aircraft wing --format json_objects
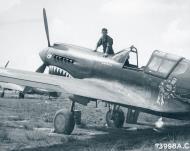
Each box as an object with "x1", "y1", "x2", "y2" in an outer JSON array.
[
  {"x1": 0, "y1": 80, "x2": 59, "y2": 97},
  {"x1": 0, "y1": 67, "x2": 187, "y2": 114},
  {"x1": 0, "y1": 82, "x2": 24, "y2": 91}
]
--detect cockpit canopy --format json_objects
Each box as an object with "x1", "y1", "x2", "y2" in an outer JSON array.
[
  {"x1": 113, "y1": 48, "x2": 183, "y2": 78},
  {"x1": 145, "y1": 50, "x2": 183, "y2": 78}
]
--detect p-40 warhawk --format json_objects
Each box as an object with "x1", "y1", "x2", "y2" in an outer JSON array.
[{"x1": 1, "y1": 8, "x2": 190, "y2": 135}]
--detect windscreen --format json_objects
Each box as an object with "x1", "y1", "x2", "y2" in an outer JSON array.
[{"x1": 112, "y1": 50, "x2": 130, "y2": 63}]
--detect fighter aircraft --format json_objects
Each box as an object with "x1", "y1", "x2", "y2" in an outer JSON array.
[{"x1": 0, "y1": 8, "x2": 190, "y2": 135}]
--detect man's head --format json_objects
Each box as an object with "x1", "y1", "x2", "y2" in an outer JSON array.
[{"x1": 102, "y1": 28, "x2": 108, "y2": 36}]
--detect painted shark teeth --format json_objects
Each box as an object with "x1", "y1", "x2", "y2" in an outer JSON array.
[{"x1": 48, "y1": 66, "x2": 72, "y2": 78}]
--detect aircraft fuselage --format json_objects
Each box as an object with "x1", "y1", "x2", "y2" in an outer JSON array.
[{"x1": 39, "y1": 43, "x2": 190, "y2": 120}]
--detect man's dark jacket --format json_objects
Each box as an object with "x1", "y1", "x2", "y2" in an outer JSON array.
[{"x1": 97, "y1": 35, "x2": 114, "y2": 54}]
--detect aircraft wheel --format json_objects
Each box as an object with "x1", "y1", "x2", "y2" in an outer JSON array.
[
  {"x1": 19, "y1": 92, "x2": 24, "y2": 99},
  {"x1": 53, "y1": 109, "x2": 75, "y2": 135},
  {"x1": 106, "y1": 109, "x2": 125, "y2": 128}
]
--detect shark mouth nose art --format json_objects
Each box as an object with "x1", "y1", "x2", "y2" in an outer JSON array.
[{"x1": 49, "y1": 66, "x2": 72, "y2": 78}]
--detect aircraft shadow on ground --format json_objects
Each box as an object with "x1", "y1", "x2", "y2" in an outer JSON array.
[{"x1": 15, "y1": 123, "x2": 190, "y2": 151}]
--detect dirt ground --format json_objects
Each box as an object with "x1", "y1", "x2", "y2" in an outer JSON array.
[{"x1": 1, "y1": 91, "x2": 190, "y2": 151}]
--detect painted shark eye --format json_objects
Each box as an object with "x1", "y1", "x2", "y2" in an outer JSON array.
[{"x1": 47, "y1": 53, "x2": 52, "y2": 59}]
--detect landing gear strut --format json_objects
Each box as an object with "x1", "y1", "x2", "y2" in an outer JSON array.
[
  {"x1": 106, "y1": 105, "x2": 125, "y2": 128},
  {"x1": 53, "y1": 101, "x2": 75, "y2": 135}
]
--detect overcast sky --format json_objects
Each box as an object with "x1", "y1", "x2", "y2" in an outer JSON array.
[{"x1": 0, "y1": 0, "x2": 190, "y2": 71}]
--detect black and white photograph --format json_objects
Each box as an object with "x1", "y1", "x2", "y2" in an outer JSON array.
[{"x1": 0, "y1": 0, "x2": 190, "y2": 150}]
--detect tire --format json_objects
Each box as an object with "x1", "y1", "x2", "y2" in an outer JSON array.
[
  {"x1": 53, "y1": 109, "x2": 75, "y2": 135},
  {"x1": 106, "y1": 109, "x2": 125, "y2": 128}
]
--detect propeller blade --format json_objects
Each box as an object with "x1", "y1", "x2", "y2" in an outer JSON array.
[
  {"x1": 4, "y1": 60, "x2": 10, "y2": 68},
  {"x1": 36, "y1": 63, "x2": 47, "y2": 73},
  {"x1": 43, "y1": 8, "x2": 51, "y2": 47}
]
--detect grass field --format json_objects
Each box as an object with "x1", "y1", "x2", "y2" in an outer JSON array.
[{"x1": 1, "y1": 91, "x2": 190, "y2": 151}]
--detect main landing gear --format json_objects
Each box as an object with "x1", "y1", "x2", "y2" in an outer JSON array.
[
  {"x1": 53, "y1": 102, "x2": 140, "y2": 135},
  {"x1": 106, "y1": 105, "x2": 125, "y2": 128},
  {"x1": 53, "y1": 101, "x2": 75, "y2": 135}
]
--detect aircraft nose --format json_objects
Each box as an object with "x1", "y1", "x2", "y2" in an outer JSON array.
[{"x1": 39, "y1": 48, "x2": 48, "y2": 62}]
